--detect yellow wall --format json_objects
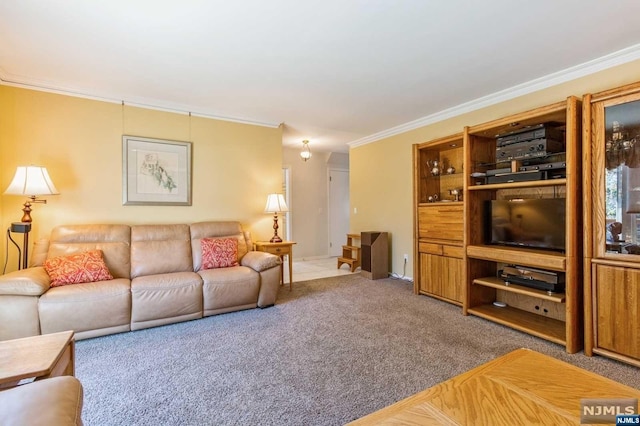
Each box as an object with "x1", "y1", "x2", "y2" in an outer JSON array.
[
  {"x1": 0, "y1": 86, "x2": 282, "y2": 272},
  {"x1": 350, "y1": 58, "x2": 640, "y2": 279}
]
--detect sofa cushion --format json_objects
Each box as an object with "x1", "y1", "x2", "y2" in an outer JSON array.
[
  {"x1": 198, "y1": 266, "x2": 259, "y2": 314},
  {"x1": 47, "y1": 224, "x2": 131, "y2": 279},
  {"x1": 0, "y1": 376, "x2": 83, "y2": 426},
  {"x1": 39, "y1": 278, "x2": 131, "y2": 335},
  {"x1": 201, "y1": 237, "x2": 239, "y2": 269},
  {"x1": 130, "y1": 272, "x2": 203, "y2": 326},
  {"x1": 130, "y1": 224, "x2": 193, "y2": 278},
  {"x1": 44, "y1": 250, "x2": 114, "y2": 287}
]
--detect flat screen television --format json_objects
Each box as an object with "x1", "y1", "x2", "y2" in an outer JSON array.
[{"x1": 483, "y1": 198, "x2": 566, "y2": 252}]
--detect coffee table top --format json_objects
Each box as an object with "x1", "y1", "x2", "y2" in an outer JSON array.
[
  {"x1": 349, "y1": 348, "x2": 640, "y2": 425},
  {"x1": 0, "y1": 331, "x2": 74, "y2": 384}
]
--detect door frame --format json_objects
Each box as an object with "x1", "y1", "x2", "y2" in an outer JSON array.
[{"x1": 327, "y1": 167, "x2": 350, "y2": 257}]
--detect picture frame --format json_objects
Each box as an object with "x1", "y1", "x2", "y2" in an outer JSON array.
[{"x1": 122, "y1": 135, "x2": 192, "y2": 206}]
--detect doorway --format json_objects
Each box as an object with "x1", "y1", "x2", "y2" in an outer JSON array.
[
  {"x1": 282, "y1": 166, "x2": 291, "y2": 241},
  {"x1": 328, "y1": 169, "x2": 350, "y2": 257}
]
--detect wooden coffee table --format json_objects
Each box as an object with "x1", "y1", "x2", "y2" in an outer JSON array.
[
  {"x1": 349, "y1": 348, "x2": 640, "y2": 425},
  {"x1": 0, "y1": 330, "x2": 75, "y2": 390}
]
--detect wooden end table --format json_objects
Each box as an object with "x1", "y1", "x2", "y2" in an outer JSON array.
[
  {"x1": 254, "y1": 241, "x2": 296, "y2": 290},
  {"x1": 0, "y1": 330, "x2": 75, "y2": 390}
]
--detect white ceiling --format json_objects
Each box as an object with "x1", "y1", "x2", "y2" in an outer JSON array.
[{"x1": 2, "y1": 1, "x2": 640, "y2": 154}]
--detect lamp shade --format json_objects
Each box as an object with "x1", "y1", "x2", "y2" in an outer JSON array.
[
  {"x1": 264, "y1": 193, "x2": 289, "y2": 213},
  {"x1": 4, "y1": 166, "x2": 59, "y2": 196}
]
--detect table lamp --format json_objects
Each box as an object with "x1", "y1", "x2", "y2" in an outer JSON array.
[{"x1": 264, "y1": 193, "x2": 289, "y2": 243}]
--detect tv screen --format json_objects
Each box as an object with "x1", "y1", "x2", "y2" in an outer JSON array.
[{"x1": 484, "y1": 198, "x2": 566, "y2": 252}]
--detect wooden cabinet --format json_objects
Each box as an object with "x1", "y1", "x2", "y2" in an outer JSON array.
[
  {"x1": 413, "y1": 134, "x2": 465, "y2": 305},
  {"x1": 583, "y1": 81, "x2": 640, "y2": 367},
  {"x1": 592, "y1": 264, "x2": 640, "y2": 361},
  {"x1": 419, "y1": 252, "x2": 464, "y2": 303},
  {"x1": 463, "y1": 97, "x2": 583, "y2": 353},
  {"x1": 361, "y1": 232, "x2": 388, "y2": 280}
]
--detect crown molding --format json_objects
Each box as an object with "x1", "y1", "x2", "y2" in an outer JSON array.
[
  {"x1": 348, "y1": 42, "x2": 640, "y2": 149},
  {"x1": 0, "y1": 69, "x2": 281, "y2": 129}
]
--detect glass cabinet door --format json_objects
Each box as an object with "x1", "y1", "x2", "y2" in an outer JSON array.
[{"x1": 604, "y1": 99, "x2": 640, "y2": 255}]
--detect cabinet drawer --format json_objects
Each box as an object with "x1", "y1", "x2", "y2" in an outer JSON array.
[
  {"x1": 258, "y1": 245, "x2": 291, "y2": 256},
  {"x1": 442, "y1": 245, "x2": 464, "y2": 258},
  {"x1": 419, "y1": 242, "x2": 442, "y2": 255},
  {"x1": 418, "y1": 205, "x2": 463, "y2": 241}
]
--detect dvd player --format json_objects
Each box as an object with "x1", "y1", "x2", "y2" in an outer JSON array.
[
  {"x1": 496, "y1": 123, "x2": 564, "y2": 147},
  {"x1": 499, "y1": 265, "x2": 565, "y2": 293},
  {"x1": 486, "y1": 170, "x2": 545, "y2": 184}
]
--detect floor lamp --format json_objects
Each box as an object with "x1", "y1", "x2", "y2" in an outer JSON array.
[{"x1": 4, "y1": 166, "x2": 59, "y2": 269}]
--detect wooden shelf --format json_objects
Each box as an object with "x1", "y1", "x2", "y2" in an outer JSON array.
[
  {"x1": 423, "y1": 172, "x2": 464, "y2": 179},
  {"x1": 473, "y1": 277, "x2": 565, "y2": 302},
  {"x1": 466, "y1": 245, "x2": 566, "y2": 272},
  {"x1": 467, "y1": 304, "x2": 566, "y2": 345},
  {"x1": 417, "y1": 201, "x2": 463, "y2": 207},
  {"x1": 468, "y1": 178, "x2": 566, "y2": 191}
]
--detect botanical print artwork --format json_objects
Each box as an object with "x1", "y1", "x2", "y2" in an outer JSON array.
[
  {"x1": 137, "y1": 151, "x2": 179, "y2": 194},
  {"x1": 123, "y1": 135, "x2": 191, "y2": 205}
]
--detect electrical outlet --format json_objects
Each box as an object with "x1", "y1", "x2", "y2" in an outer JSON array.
[{"x1": 403, "y1": 254, "x2": 408, "y2": 262}]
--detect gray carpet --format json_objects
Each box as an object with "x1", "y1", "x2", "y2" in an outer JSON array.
[{"x1": 75, "y1": 274, "x2": 639, "y2": 425}]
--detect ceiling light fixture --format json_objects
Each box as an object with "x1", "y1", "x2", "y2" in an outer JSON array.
[{"x1": 300, "y1": 140, "x2": 312, "y2": 162}]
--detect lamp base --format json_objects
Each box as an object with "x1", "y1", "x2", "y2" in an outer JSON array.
[
  {"x1": 21, "y1": 200, "x2": 33, "y2": 223},
  {"x1": 270, "y1": 213, "x2": 283, "y2": 243}
]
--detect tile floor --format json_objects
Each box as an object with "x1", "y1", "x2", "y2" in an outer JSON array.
[{"x1": 284, "y1": 256, "x2": 358, "y2": 283}]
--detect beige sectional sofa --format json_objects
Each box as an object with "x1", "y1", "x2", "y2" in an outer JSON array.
[{"x1": 0, "y1": 221, "x2": 282, "y2": 341}]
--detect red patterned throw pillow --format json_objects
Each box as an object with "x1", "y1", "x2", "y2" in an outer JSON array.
[
  {"x1": 201, "y1": 237, "x2": 239, "y2": 270},
  {"x1": 44, "y1": 249, "x2": 114, "y2": 287}
]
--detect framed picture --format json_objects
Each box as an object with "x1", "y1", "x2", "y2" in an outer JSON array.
[{"x1": 122, "y1": 135, "x2": 192, "y2": 206}]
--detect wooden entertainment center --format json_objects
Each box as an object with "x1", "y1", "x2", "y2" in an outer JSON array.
[
  {"x1": 415, "y1": 86, "x2": 640, "y2": 366},
  {"x1": 414, "y1": 97, "x2": 583, "y2": 354}
]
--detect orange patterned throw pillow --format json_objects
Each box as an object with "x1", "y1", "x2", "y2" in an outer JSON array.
[
  {"x1": 44, "y1": 249, "x2": 114, "y2": 287},
  {"x1": 201, "y1": 237, "x2": 239, "y2": 270}
]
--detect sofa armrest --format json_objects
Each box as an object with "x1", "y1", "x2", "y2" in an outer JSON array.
[
  {"x1": 0, "y1": 376, "x2": 84, "y2": 426},
  {"x1": 0, "y1": 267, "x2": 51, "y2": 296},
  {"x1": 240, "y1": 251, "x2": 281, "y2": 272}
]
